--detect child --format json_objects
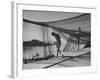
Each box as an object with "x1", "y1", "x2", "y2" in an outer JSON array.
[{"x1": 52, "y1": 32, "x2": 61, "y2": 57}]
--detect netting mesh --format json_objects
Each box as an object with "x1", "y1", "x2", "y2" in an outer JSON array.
[{"x1": 46, "y1": 14, "x2": 90, "y2": 52}]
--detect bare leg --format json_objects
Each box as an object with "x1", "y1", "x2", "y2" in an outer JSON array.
[
  {"x1": 59, "y1": 50, "x2": 61, "y2": 55},
  {"x1": 57, "y1": 48, "x2": 59, "y2": 57},
  {"x1": 57, "y1": 48, "x2": 61, "y2": 57}
]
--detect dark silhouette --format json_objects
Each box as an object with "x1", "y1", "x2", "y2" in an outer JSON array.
[
  {"x1": 52, "y1": 32, "x2": 61, "y2": 56},
  {"x1": 23, "y1": 39, "x2": 52, "y2": 47},
  {"x1": 84, "y1": 41, "x2": 91, "y2": 48}
]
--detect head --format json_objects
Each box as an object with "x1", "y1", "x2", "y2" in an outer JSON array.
[{"x1": 52, "y1": 32, "x2": 56, "y2": 36}]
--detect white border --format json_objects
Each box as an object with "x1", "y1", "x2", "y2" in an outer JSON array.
[{"x1": 11, "y1": 2, "x2": 97, "y2": 79}]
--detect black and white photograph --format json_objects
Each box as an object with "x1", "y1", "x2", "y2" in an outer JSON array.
[{"x1": 23, "y1": 10, "x2": 91, "y2": 69}]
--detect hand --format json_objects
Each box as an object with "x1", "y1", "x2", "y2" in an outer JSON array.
[{"x1": 53, "y1": 42, "x2": 56, "y2": 45}]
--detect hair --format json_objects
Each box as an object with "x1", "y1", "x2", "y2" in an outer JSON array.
[{"x1": 52, "y1": 32, "x2": 56, "y2": 36}]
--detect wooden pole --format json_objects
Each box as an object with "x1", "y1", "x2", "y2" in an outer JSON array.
[
  {"x1": 42, "y1": 26, "x2": 48, "y2": 57},
  {"x1": 78, "y1": 27, "x2": 81, "y2": 50}
]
